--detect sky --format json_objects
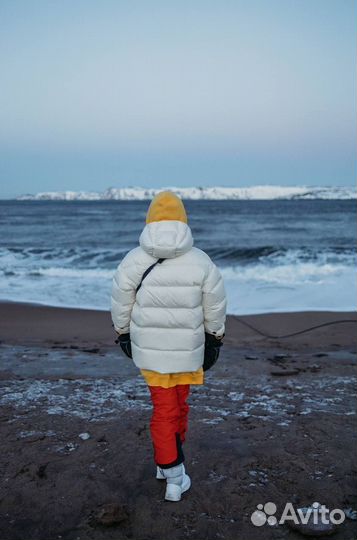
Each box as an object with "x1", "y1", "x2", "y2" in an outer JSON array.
[{"x1": 0, "y1": 0, "x2": 356, "y2": 198}]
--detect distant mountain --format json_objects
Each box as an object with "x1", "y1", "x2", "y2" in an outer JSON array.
[{"x1": 16, "y1": 185, "x2": 356, "y2": 201}]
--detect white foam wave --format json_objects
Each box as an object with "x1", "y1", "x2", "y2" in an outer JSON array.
[
  {"x1": 1, "y1": 260, "x2": 356, "y2": 314},
  {"x1": 222, "y1": 263, "x2": 356, "y2": 314},
  {"x1": 29, "y1": 267, "x2": 114, "y2": 279},
  {"x1": 222, "y1": 261, "x2": 351, "y2": 285},
  {"x1": 1, "y1": 246, "x2": 356, "y2": 314}
]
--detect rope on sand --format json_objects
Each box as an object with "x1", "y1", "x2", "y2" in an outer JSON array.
[{"x1": 232, "y1": 317, "x2": 357, "y2": 340}]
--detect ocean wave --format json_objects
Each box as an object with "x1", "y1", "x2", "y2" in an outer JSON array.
[
  {"x1": 1, "y1": 261, "x2": 355, "y2": 314},
  {"x1": 221, "y1": 261, "x2": 352, "y2": 285},
  {"x1": 1, "y1": 243, "x2": 356, "y2": 314},
  {"x1": 1, "y1": 266, "x2": 356, "y2": 314},
  {"x1": 205, "y1": 245, "x2": 356, "y2": 266},
  {"x1": 27, "y1": 267, "x2": 114, "y2": 279},
  {"x1": 205, "y1": 246, "x2": 278, "y2": 263},
  {"x1": 0, "y1": 247, "x2": 357, "y2": 286},
  {"x1": 0, "y1": 247, "x2": 128, "y2": 269},
  {"x1": 1, "y1": 246, "x2": 356, "y2": 283},
  {"x1": 2, "y1": 245, "x2": 355, "y2": 268}
]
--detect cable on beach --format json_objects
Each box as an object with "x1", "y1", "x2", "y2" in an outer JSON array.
[{"x1": 232, "y1": 317, "x2": 357, "y2": 339}]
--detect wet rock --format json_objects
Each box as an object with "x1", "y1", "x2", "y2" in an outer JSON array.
[
  {"x1": 58, "y1": 442, "x2": 78, "y2": 453},
  {"x1": 17, "y1": 430, "x2": 46, "y2": 443},
  {"x1": 92, "y1": 503, "x2": 129, "y2": 526},
  {"x1": 309, "y1": 364, "x2": 321, "y2": 372},
  {"x1": 78, "y1": 432, "x2": 90, "y2": 441},
  {"x1": 245, "y1": 355, "x2": 258, "y2": 360},
  {"x1": 287, "y1": 506, "x2": 338, "y2": 536}
]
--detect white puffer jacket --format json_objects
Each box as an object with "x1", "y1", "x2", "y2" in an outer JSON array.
[{"x1": 111, "y1": 220, "x2": 227, "y2": 373}]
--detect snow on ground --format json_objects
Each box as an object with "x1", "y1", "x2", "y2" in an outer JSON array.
[{"x1": 1, "y1": 373, "x2": 355, "y2": 425}]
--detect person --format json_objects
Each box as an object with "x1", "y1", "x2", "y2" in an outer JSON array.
[{"x1": 111, "y1": 191, "x2": 227, "y2": 502}]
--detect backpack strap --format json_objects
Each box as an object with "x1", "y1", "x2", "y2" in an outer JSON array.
[{"x1": 136, "y1": 258, "x2": 166, "y2": 293}]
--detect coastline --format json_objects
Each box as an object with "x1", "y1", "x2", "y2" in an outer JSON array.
[{"x1": 0, "y1": 300, "x2": 356, "y2": 350}]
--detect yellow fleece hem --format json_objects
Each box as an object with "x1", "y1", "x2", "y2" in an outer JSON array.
[{"x1": 141, "y1": 367, "x2": 204, "y2": 388}]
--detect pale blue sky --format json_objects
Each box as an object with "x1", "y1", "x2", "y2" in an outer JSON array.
[{"x1": 0, "y1": 0, "x2": 355, "y2": 197}]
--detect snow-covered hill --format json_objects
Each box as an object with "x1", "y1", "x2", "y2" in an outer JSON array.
[{"x1": 17, "y1": 185, "x2": 356, "y2": 201}]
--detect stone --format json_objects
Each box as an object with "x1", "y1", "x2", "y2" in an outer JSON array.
[{"x1": 93, "y1": 503, "x2": 129, "y2": 526}]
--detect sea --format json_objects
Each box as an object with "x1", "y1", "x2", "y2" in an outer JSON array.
[{"x1": 0, "y1": 199, "x2": 356, "y2": 314}]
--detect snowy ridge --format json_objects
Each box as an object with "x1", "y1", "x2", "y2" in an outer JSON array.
[{"x1": 17, "y1": 185, "x2": 356, "y2": 201}]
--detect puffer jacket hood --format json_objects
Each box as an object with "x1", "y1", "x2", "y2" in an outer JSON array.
[{"x1": 139, "y1": 220, "x2": 193, "y2": 259}]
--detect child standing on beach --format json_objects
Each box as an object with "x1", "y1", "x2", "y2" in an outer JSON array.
[{"x1": 111, "y1": 191, "x2": 226, "y2": 502}]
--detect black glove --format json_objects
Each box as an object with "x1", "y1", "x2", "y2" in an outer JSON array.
[
  {"x1": 203, "y1": 332, "x2": 224, "y2": 372},
  {"x1": 115, "y1": 333, "x2": 132, "y2": 359}
]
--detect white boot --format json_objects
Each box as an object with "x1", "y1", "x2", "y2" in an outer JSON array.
[
  {"x1": 156, "y1": 466, "x2": 166, "y2": 480},
  {"x1": 156, "y1": 464, "x2": 185, "y2": 480},
  {"x1": 159, "y1": 463, "x2": 191, "y2": 502}
]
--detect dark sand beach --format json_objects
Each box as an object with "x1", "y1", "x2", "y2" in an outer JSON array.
[{"x1": 0, "y1": 302, "x2": 356, "y2": 540}]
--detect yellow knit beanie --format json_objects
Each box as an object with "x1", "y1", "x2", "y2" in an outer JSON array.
[{"x1": 146, "y1": 191, "x2": 188, "y2": 224}]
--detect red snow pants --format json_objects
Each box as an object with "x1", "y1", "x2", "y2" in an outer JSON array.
[{"x1": 148, "y1": 385, "x2": 190, "y2": 468}]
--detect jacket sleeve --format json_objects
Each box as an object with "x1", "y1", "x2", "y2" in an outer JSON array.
[
  {"x1": 202, "y1": 261, "x2": 227, "y2": 337},
  {"x1": 111, "y1": 257, "x2": 137, "y2": 334}
]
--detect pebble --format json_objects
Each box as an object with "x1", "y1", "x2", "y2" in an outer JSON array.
[
  {"x1": 287, "y1": 507, "x2": 337, "y2": 536},
  {"x1": 310, "y1": 364, "x2": 321, "y2": 372},
  {"x1": 93, "y1": 503, "x2": 129, "y2": 526},
  {"x1": 79, "y1": 432, "x2": 90, "y2": 440}
]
